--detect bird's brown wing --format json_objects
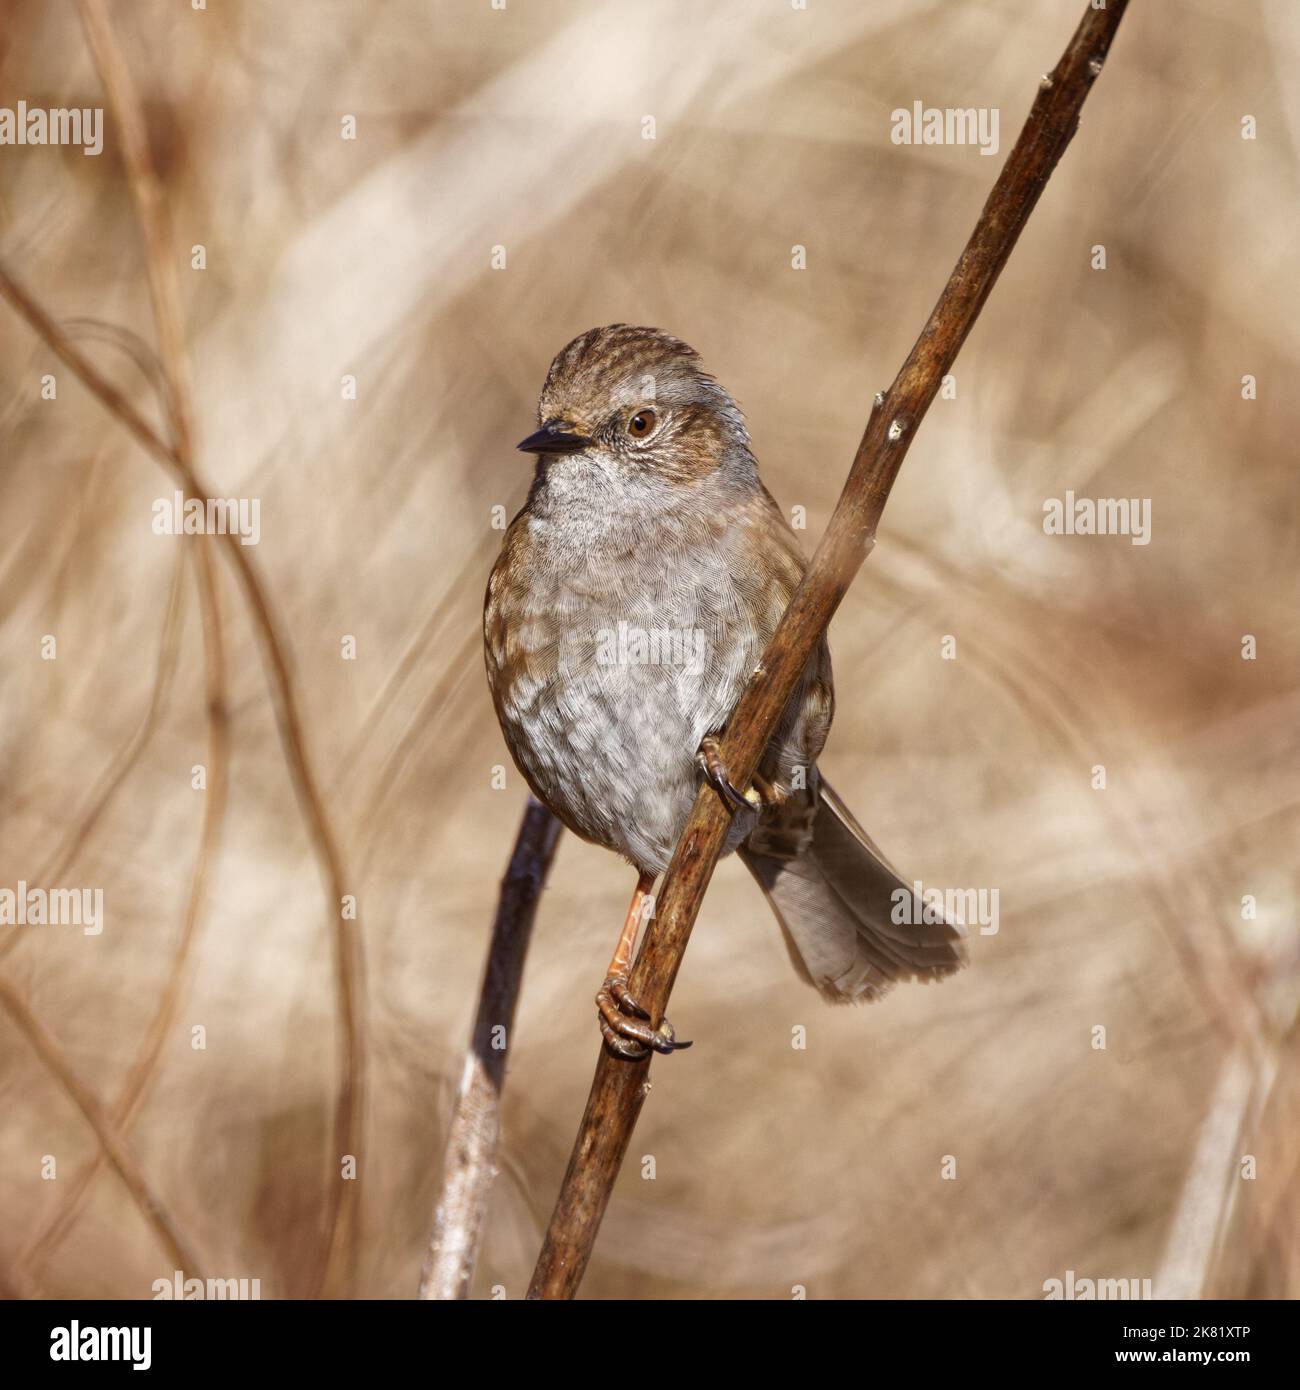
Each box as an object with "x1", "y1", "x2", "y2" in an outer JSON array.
[{"x1": 726, "y1": 483, "x2": 835, "y2": 799}]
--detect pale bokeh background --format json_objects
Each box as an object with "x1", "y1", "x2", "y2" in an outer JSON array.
[{"x1": 1, "y1": 0, "x2": 1297, "y2": 1299}]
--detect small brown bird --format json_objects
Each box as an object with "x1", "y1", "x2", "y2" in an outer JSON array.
[{"x1": 484, "y1": 325, "x2": 965, "y2": 1057}]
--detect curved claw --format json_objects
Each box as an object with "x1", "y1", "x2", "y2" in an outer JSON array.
[
  {"x1": 596, "y1": 979, "x2": 693, "y2": 1059},
  {"x1": 696, "y1": 736, "x2": 762, "y2": 816},
  {"x1": 599, "y1": 1017, "x2": 652, "y2": 1060},
  {"x1": 606, "y1": 973, "x2": 650, "y2": 1021}
]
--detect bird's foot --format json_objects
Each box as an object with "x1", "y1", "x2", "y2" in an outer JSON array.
[
  {"x1": 696, "y1": 735, "x2": 765, "y2": 821},
  {"x1": 596, "y1": 974, "x2": 692, "y2": 1059}
]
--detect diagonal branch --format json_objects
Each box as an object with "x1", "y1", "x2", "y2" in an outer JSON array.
[{"x1": 527, "y1": 0, "x2": 1131, "y2": 1299}]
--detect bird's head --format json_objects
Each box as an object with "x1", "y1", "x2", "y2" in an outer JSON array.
[{"x1": 517, "y1": 325, "x2": 752, "y2": 487}]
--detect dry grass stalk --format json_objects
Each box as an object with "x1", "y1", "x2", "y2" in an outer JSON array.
[{"x1": 1, "y1": 3, "x2": 365, "y2": 1286}]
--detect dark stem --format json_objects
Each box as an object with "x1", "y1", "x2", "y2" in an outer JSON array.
[
  {"x1": 419, "y1": 799, "x2": 562, "y2": 1298},
  {"x1": 527, "y1": 0, "x2": 1130, "y2": 1300}
]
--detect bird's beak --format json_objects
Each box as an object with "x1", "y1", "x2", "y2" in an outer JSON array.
[{"x1": 516, "y1": 419, "x2": 593, "y2": 455}]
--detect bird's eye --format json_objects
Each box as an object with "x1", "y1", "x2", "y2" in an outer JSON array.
[{"x1": 627, "y1": 408, "x2": 657, "y2": 438}]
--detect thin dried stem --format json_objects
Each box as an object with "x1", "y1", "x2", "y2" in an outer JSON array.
[
  {"x1": 12, "y1": 540, "x2": 224, "y2": 1294},
  {"x1": 0, "y1": 976, "x2": 203, "y2": 1279},
  {"x1": 0, "y1": 539, "x2": 185, "y2": 976},
  {"x1": 418, "y1": 799, "x2": 562, "y2": 1299},
  {"x1": 0, "y1": 0, "x2": 239, "y2": 1290},
  {"x1": 527, "y1": 0, "x2": 1131, "y2": 1299},
  {"x1": 0, "y1": 261, "x2": 363, "y2": 1295}
]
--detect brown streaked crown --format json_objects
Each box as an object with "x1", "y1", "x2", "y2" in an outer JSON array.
[{"x1": 535, "y1": 325, "x2": 750, "y2": 476}]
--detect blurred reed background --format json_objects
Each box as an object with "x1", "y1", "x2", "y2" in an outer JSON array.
[{"x1": 0, "y1": 0, "x2": 1297, "y2": 1300}]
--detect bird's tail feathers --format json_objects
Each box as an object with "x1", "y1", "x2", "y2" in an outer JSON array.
[{"x1": 740, "y1": 777, "x2": 967, "y2": 1003}]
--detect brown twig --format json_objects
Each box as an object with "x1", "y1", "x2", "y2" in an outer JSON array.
[
  {"x1": 418, "y1": 799, "x2": 562, "y2": 1299},
  {"x1": 0, "y1": 976, "x2": 204, "y2": 1279},
  {"x1": 526, "y1": 0, "x2": 1131, "y2": 1299},
  {"x1": 0, "y1": 0, "x2": 236, "y2": 1291},
  {"x1": 8, "y1": 4, "x2": 239, "y2": 1278},
  {"x1": 0, "y1": 533, "x2": 185, "y2": 975},
  {"x1": 12, "y1": 479, "x2": 225, "y2": 1297},
  {"x1": 76, "y1": 0, "x2": 368, "y2": 1279},
  {"x1": 0, "y1": 270, "x2": 362, "y2": 1296}
]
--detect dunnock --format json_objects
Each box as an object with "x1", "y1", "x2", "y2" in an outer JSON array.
[{"x1": 484, "y1": 325, "x2": 965, "y2": 1058}]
